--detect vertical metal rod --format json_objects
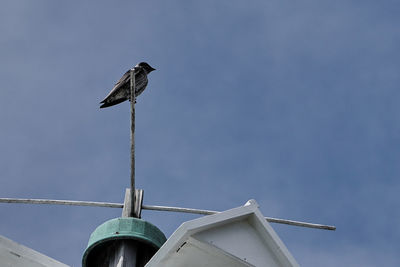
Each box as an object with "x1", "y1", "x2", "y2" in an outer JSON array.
[
  {"x1": 109, "y1": 240, "x2": 137, "y2": 267},
  {"x1": 130, "y1": 68, "x2": 136, "y2": 217},
  {"x1": 122, "y1": 188, "x2": 133, "y2": 218}
]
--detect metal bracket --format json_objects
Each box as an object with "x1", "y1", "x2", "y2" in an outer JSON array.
[{"x1": 122, "y1": 188, "x2": 144, "y2": 218}]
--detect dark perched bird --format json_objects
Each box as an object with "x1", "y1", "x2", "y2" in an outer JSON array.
[{"x1": 100, "y1": 62, "x2": 155, "y2": 108}]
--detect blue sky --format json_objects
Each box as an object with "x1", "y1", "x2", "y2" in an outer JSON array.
[{"x1": 1, "y1": 1, "x2": 399, "y2": 266}]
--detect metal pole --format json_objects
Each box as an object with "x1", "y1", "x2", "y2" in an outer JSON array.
[
  {"x1": 0, "y1": 198, "x2": 336, "y2": 231},
  {"x1": 0, "y1": 197, "x2": 123, "y2": 208},
  {"x1": 141, "y1": 204, "x2": 336, "y2": 231},
  {"x1": 101, "y1": 69, "x2": 139, "y2": 267},
  {"x1": 130, "y1": 68, "x2": 136, "y2": 218}
]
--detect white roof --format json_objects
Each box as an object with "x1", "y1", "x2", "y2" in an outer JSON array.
[
  {"x1": 146, "y1": 199, "x2": 299, "y2": 267},
  {"x1": 0, "y1": 235, "x2": 69, "y2": 267}
]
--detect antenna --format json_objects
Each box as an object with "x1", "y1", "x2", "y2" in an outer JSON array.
[
  {"x1": 0, "y1": 63, "x2": 336, "y2": 266},
  {"x1": 0, "y1": 198, "x2": 336, "y2": 231},
  {"x1": 128, "y1": 68, "x2": 139, "y2": 218}
]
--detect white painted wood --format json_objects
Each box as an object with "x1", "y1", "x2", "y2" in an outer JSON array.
[
  {"x1": 165, "y1": 236, "x2": 255, "y2": 267},
  {"x1": 0, "y1": 235, "x2": 69, "y2": 267},
  {"x1": 145, "y1": 199, "x2": 299, "y2": 267}
]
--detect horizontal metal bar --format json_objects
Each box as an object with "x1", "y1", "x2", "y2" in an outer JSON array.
[
  {"x1": 265, "y1": 217, "x2": 336, "y2": 230},
  {"x1": 0, "y1": 198, "x2": 123, "y2": 208},
  {"x1": 141, "y1": 204, "x2": 217, "y2": 215},
  {"x1": 142, "y1": 204, "x2": 336, "y2": 231},
  {"x1": 0, "y1": 198, "x2": 335, "y2": 230}
]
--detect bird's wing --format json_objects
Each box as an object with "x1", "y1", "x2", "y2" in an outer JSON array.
[{"x1": 100, "y1": 70, "x2": 131, "y2": 103}]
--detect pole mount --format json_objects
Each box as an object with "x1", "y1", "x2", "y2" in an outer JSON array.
[{"x1": 122, "y1": 188, "x2": 144, "y2": 218}]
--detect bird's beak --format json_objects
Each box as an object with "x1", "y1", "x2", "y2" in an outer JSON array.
[{"x1": 150, "y1": 67, "x2": 156, "y2": 72}]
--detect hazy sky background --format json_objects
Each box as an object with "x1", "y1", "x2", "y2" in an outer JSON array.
[{"x1": 1, "y1": 1, "x2": 399, "y2": 266}]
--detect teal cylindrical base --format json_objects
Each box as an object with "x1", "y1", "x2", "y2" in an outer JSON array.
[{"x1": 82, "y1": 217, "x2": 166, "y2": 267}]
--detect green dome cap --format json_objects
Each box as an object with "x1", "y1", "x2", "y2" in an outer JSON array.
[{"x1": 82, "y1": 217, "x2": 166, "y2": 266}]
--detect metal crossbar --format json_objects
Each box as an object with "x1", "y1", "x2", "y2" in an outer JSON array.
[{"x1": 0, "y1": 197, "x2": 336, "y2": 230}]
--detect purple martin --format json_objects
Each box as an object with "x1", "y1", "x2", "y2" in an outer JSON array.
[{"x1": 100, "y1": 62, "x2": 155, "y2": 108}]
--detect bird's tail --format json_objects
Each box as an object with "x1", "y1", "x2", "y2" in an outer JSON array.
[{"x1": 99, "y1": 98, "x2": 126, "y2": 109}]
